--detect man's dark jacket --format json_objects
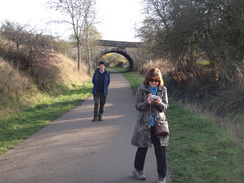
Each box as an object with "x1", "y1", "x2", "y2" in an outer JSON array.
[{"x1": 92, "y1": 68, "x2": 110, "y2": 96}]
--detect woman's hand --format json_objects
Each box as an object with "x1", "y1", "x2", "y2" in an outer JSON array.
[
  {"x1": 154, "y1": 98, "x2": 161, "y2": 105},
  {"x1": 148, "y1": 94, "x2": 162, "y2": 105},
  {"x1": 148, "y1": 94, "x2": 154, "y2": 104}
]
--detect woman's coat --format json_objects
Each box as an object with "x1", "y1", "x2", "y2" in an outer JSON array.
[{"x1": 131, "y1": 84, "x2": 169, "y2": 147}]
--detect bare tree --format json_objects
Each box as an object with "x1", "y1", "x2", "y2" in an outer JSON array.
[
  {"x1": 0, "y1": 21, "x2": 53, "y2": 70},
  {"x1": 0, "y1": 21, "x2": 28, "y2": 51},
  {"x1": 48, "y1": 0, "x2": 96, "y2": 71},
  {"x1": 80, "y1": 26, "x2": 101, "y2": 73}
]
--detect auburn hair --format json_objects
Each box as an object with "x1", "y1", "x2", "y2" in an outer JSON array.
[{"x1": 143, "y1": 68, "x2": 164, "y2": 87}]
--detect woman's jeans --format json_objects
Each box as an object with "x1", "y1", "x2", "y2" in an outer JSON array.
[
  {"x1": 134, "y1": 126, "x2": 167, "y2": 178},
  {"x1": 93, "y1": 92, "x2": 106, "y2": 119}
]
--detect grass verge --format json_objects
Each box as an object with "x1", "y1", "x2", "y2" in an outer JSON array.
[
  {"x1": 122, "y1": 71, "x2": 244, "y2": 183},
  {"x1": 0, "y1": 82, "x2": 92, "y2": 155}
]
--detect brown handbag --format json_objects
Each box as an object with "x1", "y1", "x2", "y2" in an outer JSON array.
[{"x1": 155, "y1": 120, "x2": 170, "y2": 136}]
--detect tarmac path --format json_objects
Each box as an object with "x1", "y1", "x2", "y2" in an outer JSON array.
[{"x1": 0, "y1": 70, "x2": 172, "y2": 183}]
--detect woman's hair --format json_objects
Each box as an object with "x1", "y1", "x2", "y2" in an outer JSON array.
[{"x1": 143, "y1": 67, "x2": 164, "y2": 87}]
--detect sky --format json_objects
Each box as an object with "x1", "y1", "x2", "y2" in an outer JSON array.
[{"x1": 0, "y1": 0, "x2": 145, "y2": 42}]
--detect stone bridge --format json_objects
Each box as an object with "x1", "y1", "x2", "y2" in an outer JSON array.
[{"x1": 96, "y1": 40, "x2": 142, "y2": 71}]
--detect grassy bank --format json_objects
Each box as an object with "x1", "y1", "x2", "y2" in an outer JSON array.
[
  {"x1": 0, "y1": 82, "x2": 92, "y2": 155},
  {"x1": 1, "y1": 68, "x2": 243, "y2": 182},
  {"x1": 122, "y1": 70, "x2": 244, "y2": 183}
]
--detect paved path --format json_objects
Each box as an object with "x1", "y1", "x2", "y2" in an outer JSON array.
[{"x1": 0, "y1": 71, "x2": 172, "y2": 183}]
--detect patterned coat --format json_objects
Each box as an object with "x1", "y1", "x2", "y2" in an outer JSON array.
[{"x1": 131, "y1": 84, "x2": 169, "y2": 147}]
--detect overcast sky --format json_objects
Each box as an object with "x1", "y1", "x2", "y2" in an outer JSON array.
[{"x1": 0, "y1": 0, "x2": 145, "y2": 42}]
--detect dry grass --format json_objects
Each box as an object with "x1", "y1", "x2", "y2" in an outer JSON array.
[
  {"x1": 0, "y1": 54, "x2": 91, "y2": 119},
  {"x1": 0, "y1": 34, "x2": 88, "y2": 120},
  {"x1": 0, "y1": 58, "x2": 38, "y2": 96},
  {"x1": 53, "y1": 54, "x2": 90, "y2": 85},
  {"x1": 30, "y1": 53, "x2": 91, "y2": 93},
  {"x1": 138, "y1": 59, "x2": 174, "y2": 76},
  {"x1": 0, "y1": 58, "x2": 40, "y2": 117}
]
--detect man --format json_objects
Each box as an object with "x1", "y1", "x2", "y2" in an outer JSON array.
[{"x1": 92, "y1": 61, "x2": 110, "y2": 122}]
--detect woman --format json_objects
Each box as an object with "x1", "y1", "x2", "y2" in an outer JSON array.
[{"x1": 131, "y1": 68, "x2": 169, "y2": 183}]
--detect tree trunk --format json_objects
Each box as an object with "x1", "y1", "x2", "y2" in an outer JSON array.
[
  {"x1": 87, "y1": 42, "x2": 91, "y2": 74},
  {"x1": 77, "y1": 40, "x2": 81, "y2": 71}
]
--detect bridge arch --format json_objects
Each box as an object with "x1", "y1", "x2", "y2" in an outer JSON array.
[{"x1": 96, "y1": 47, "x2": 134, "y2": 71}]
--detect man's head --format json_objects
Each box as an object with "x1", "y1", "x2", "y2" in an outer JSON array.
[
  {"x1": 99, "y1": 61, "x2": 105, "y2": 72},
  {"x1": 99, "y1": 61, "x2": 105, "y2": 66}
]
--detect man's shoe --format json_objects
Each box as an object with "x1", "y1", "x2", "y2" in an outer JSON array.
[
  {"x1": 133, "y1": 168, "x2": 146, "y2": 180},
  {"x1": 92, "y1": 118, "x2": 97, "y2": 122},
  {"x1": 98, "y1": 116, "x2": 103, "y2": 121},
  {"x1": 158, "y1": 176, "x2": 166, "y2": 183}
]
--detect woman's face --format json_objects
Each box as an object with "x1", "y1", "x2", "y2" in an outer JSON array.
[{"x1": 149, "y1": 77, "x2": 159, "y2": 88}]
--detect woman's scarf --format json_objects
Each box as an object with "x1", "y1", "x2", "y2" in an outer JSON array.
[{"x1": 148, "y1": 85, "x2": 158, "y2": 126}]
